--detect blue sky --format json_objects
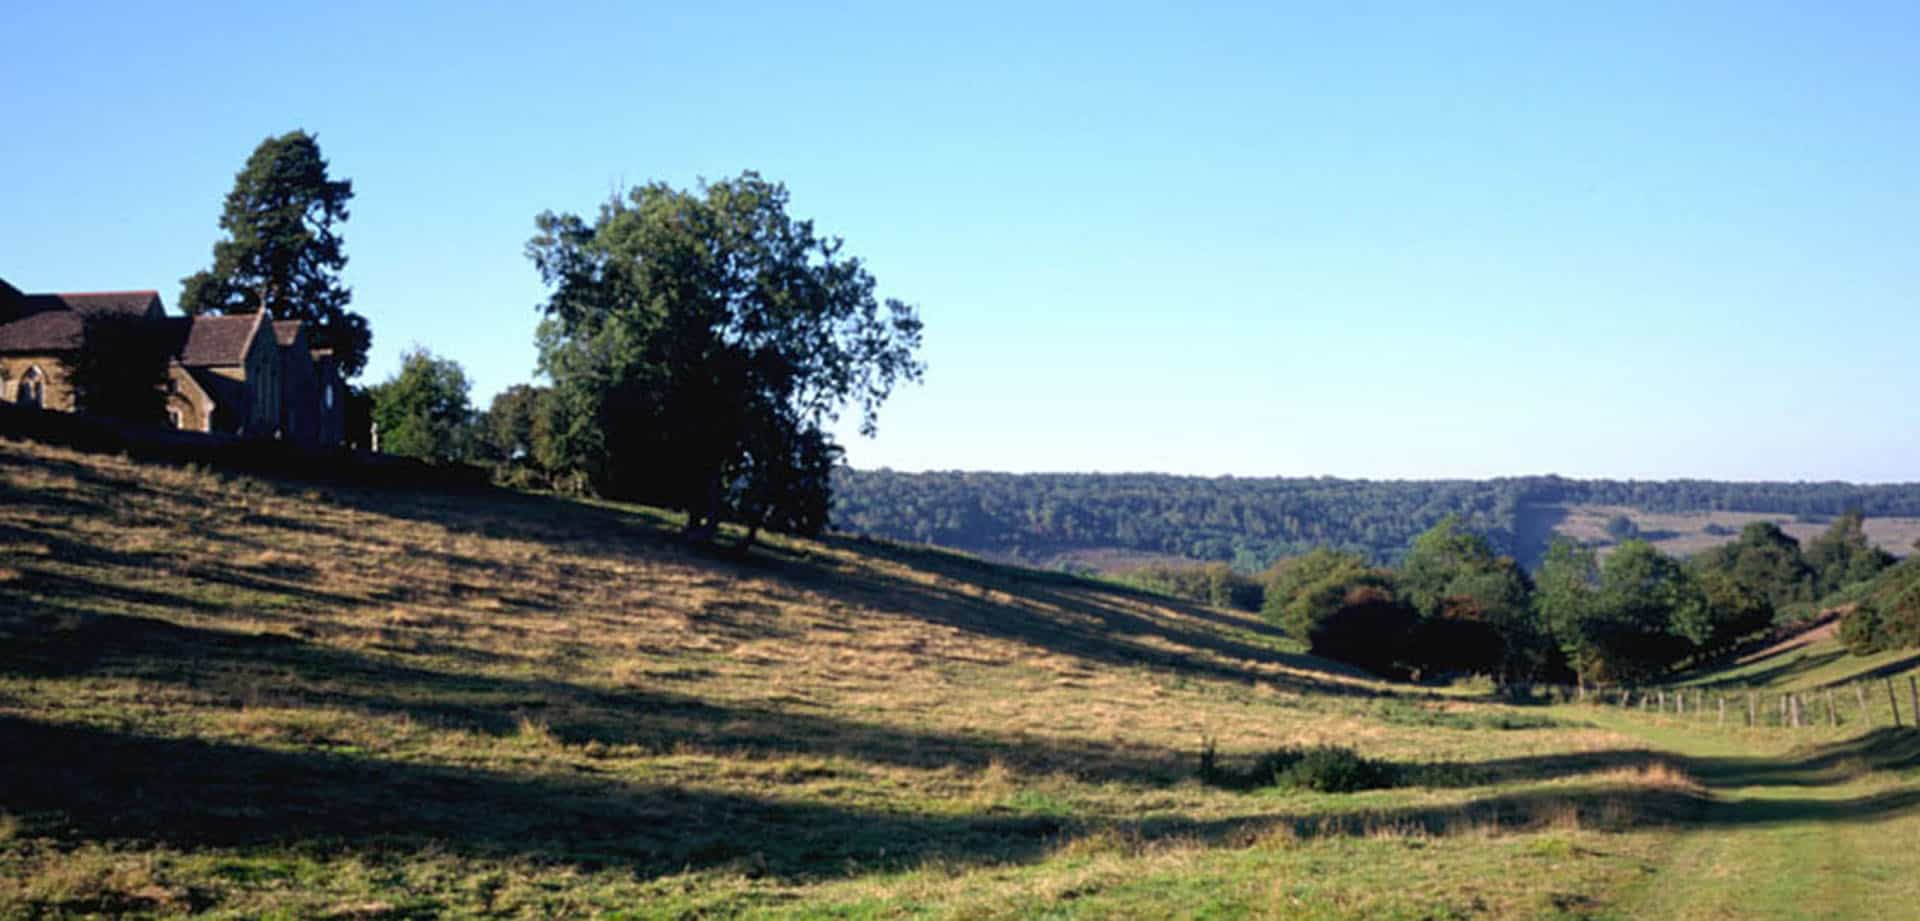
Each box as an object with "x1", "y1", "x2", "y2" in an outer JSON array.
[{"x1": 5, "y1": 2, "x2": 1917, "y2": 481}]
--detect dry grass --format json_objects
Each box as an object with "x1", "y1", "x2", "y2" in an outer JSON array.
[
  {"x1": 1, "y1": 436, "x2": 1901, "y2": 918},
  {"x1": 1549, "y1": 503, "x2": 1920, "y2": 559}
]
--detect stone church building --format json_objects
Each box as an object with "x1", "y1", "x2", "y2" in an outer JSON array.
[{"x1": 0, "y1": 277, "x2": 345, "y2": 446}]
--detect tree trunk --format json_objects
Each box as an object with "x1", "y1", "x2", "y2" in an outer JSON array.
[{"x1": 732, "y1": 522, "x2": 762, "y2": 559}]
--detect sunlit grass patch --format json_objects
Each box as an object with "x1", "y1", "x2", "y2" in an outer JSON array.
[{"x1": 5, "y1": 436, "x2": 1914, "y2": 918}]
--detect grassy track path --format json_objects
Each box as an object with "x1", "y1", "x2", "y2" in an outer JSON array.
[{"x1": 1581, "y1": 710, "x2": 1920, "y2": 920}]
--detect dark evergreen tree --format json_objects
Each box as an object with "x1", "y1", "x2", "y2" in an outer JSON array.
[{"x1": 180, "y1": 130, "x2": 371, "y2": 377}]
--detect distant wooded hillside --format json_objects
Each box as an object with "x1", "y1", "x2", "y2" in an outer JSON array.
[{"x1": 831, "y1": 470, "x2": 1920, "y2": 571}]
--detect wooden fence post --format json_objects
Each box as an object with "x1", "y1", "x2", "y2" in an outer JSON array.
[
  {"x1": 1887, "y1": 678, "x2": 1902, "y2": 728},
  {"x1": 1747, "y1": 692, "x2": 1756, "y2": 727},
  {"x1": 1678, "y1": 692, "x2": 1686, "y2": 716},
  {"x1": 1828, "y1": 688, "x2": 1839, "y2": 728},
  {"x1": 1718, "y1": 696, "x2": 1726, "y2": 727},
  {"x1": 1858, "y1": 683, "x2": 1874, "y2": 727}
]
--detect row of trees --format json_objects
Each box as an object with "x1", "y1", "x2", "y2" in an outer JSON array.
[
  {"x1": 88, "y1": 132, "x2": 920, "y2": 553},
  {"x1": 831, "y1": 469, "x2": 1920, "y2": 570},
  {"x1": 1256, "y1": 514, "x2": 1895, "y2": 686}
]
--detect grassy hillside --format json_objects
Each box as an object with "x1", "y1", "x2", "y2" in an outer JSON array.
[
  {"x1": 1538, "y1": 504, "x2": 1920, "y2": 563},
  {"x1": 5, "y1": 438, "x2": 1920, "y2": 918}
]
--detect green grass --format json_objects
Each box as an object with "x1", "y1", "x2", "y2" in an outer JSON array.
[
  {"x1": 1685, "y1": 639, "x2": 1920, "y2": 697},
  {"x1": 3, "y1": 437, "x2": 1920, "y2": 918}
]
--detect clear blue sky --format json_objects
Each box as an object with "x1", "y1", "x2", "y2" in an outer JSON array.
[{"x1": 5, "y1": 2, "x2": 1917, "y2": 481}]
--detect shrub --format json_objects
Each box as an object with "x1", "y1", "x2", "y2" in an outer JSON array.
[
  {"x1": 1205, "y1": 745, "x2": 1395, "y2": 793},
  {"x1": 1842, "y1": 558, "x2": 1920, "y2": 655},
  {"x1": 1274, "y1": 746, "x2": 1392, "y2": 792},
  {"x1": 1840, "y1": 602, "x2": 1888, "y2": 655},
  {"x1": 1604, "y1": 514, "x2": 1640, "y2": 542},
  {"x1": 1301, "y1": 585, "x2": 1418, "y2": 676}
]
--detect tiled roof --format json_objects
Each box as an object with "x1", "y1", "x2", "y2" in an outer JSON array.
[
  {"x1": 0, "y1": 310, "x2": 83, "y2": 353},
  {"x1": 0, "y1": 290, "x2": 262, "y2": 366},
  {"x1": 272, "y1": 320, "x2": 306, "y2": 348},
  {"x1": 177, "y1": 314, "x2": 262, "y2": 367},
  {"x1": 52, "y1": 291, "x2": 161, "y2": 317},
  {"x1": 0, "y1": 287, "x2": 160, "y2": 330}
]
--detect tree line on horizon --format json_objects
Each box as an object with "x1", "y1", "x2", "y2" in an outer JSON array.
[{"x1": 829, "y1": 469, "x2": 1920, "y2": 570}]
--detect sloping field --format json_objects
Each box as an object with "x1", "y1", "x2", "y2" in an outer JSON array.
[
  {"x1": 1676, "y1": 618, "x2": 1920, "y2": 706},
  {"x1": 3, "y1": 438, "x2": 1919, "y2": 918},
  {"x1": 1543, "y1": 504, "x2": 1920, "y2": 560}
]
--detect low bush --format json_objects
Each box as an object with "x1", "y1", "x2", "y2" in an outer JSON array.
[
  {"x1": 1840, "y1": 602, "x2": 1890, "y2": 655},
  {"x1": 1274, "y1": 746, "x2": 1391, "y2": 792},
  {"x1": 1841, "y1": 559, "x2": 1920, "y2": 655},
  {"x1": 1203, "y1": 744, "x2": 1395, "y2": 793}
]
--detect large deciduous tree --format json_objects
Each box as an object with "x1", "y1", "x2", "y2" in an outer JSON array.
[
  {"x1": 369, "y1": 347, "x2": 475, "y2": 464},
  {"x1": 180, "y1": 130, "x2": 372, "y2": 377},
  {"x1": 526, "y1": 172, "x2": 923, "y2": 545},
  {"x1": 1262, "y1": 548, "x2": 1415, "y2": 675},
  {"x1": 477, "y1": 384, "x2": 553, "y2": 467},
  {"x1": 1804, "y1": 511, "x2": 1894, "y2": 595},
  {"x1": 1586, "y1": 540, "x2": 1696, "y2": 684},
  {"x1": 1398, "y1": 516, "x2": 1551, "y2": 683}
]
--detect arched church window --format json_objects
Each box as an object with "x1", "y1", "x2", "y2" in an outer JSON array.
[{"x1": 20, "y1": 366, "x2": 45, "y2": 409}]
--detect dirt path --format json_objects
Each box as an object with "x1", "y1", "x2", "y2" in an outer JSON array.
[
  {"x1": 1733, "y1": 616, "x2": 1843, "y2": 668},
  {"x1": 1583, "y1": 711, "x2": 1920, "y2": 920}
]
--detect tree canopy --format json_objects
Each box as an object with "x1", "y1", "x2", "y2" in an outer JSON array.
[
  {"x1": 61, "y1": 314, "x2": 173, "y2": 425},
  {"x1": 831, "y1": 471, "x2": 1920, "y2": 571},
  {"x1": 1804, "y1": 511, "x2": 1895, "y2": 595},
  {"x1": 370, "y1": 347, "x2": 474, "y2": 464},
  {"x1": 527, "y1": 172, "x2": 923, "y2": 543},
  {"x1": 180, "y1": 130, "x2": 372, "y2": 377}
]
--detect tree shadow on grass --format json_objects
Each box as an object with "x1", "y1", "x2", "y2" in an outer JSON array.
[
  {"x1": 1143, "y1": 781, "x2": 1920, "y2": 847},
  {"x1": 1811, "y1": 652, "x2": 1920, "y2": 689},
  {"x1": 752, "y1": 536, "x2": 1382, "y2": 697},
  {"x1": 8, "y1": 711, "x2": 1918, "y2": 893},
  {"x1": 1684, "y1": 729, "x2": 1920, "y2": 789},
  {"x1": 8, "y1": 440, "x2": 1384, "y2": 699},
  {"x1": 163, "y1": 461, "x2": 1371, "y2": 697},
  {"x1": 1707, "y1": 649, "x2": 1849, "y2": 689},
  {"x1": 0, "y1": 604, "x2": 1195, "y2": 785},
  {"x1": 1195, "y1": 728, "x2": 1920, "y2": 794},
  {"x1": 0, "y1": 714, "x2": 1067, "y2": 882}
]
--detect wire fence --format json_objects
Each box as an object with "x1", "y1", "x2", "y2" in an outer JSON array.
[{"x1": 1525, "y1": 671, "x2": 1920, "y2": 731}]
